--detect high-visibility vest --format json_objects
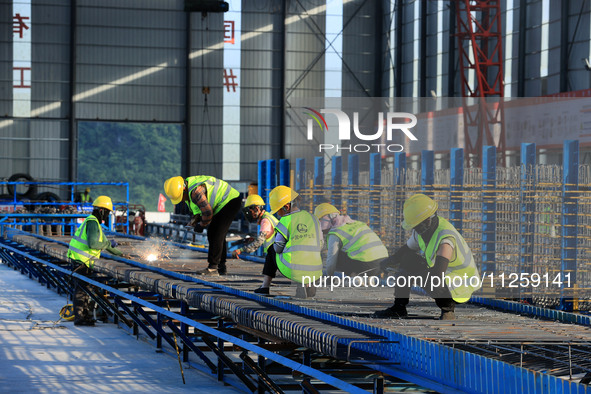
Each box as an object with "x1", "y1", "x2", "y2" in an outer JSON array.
[
  {"x1": 417, "y1": 217, "x2": 481, "y2": 303},
  {"x1": 261, "y1": 211, "x2": 279, "y2": 252},
  {"x1": 328, "y1": 221, "x2": 388, "y2": 262},
  {"x1": 81, "y1": 194, "x2": 91, "y2": 203},
  {"x1": 275, "y1": 210, "x2": 323, "y2": 283},
  {"x1": 67, "y1": 215, "x2": 105, "y2": 268},
  {"x1": 186, "y1": 175, "x2": 239, "y2": 216}
]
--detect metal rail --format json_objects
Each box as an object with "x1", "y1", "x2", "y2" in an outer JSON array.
[{"x1": 2, "y1": 232, "x2": 590, "y2": 393}]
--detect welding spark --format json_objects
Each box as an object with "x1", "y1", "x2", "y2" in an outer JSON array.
[{"x1": 146, "y1": 254, "x2": 157, "y2": 262}]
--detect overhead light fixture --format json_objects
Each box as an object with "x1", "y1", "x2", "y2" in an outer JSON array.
[{"x1": 184, "y1": 0, "x2": 229, "y2": 13}]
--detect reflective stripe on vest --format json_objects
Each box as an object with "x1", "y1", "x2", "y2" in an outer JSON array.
[
  {"x1": 328, "y1": 221, "x2": 388, "y2": 262},
  {"x1": 186, "y1": 175, "x2": 239, "y2": 216},
  {"x1": 67, "y1": 215, "x2": 105, "y2": 267},
  {"x1": 275, "y1": 210, "x2": 323, "y2": 283},
  {"x1": 261, "y1": 211, "x2": 279, "y2": 252},
  {"x1": 417, "y1": 217, "x2": 481, "y2": 303}
]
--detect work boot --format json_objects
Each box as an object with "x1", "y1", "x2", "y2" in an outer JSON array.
[
  {"x1": 254, "y1": 287, "x2": 270, "y2": 295},
  {"x1": 295, "y1": 285, "x2": 315, "y2": 299},
  {"x1": 373, "y1": 304, "x2": 408, "y2": 318},
  {"x1": 439, "y1": 311, "x2": 455, "y2": 320},
  {"x1": 197, "y1": 268, "x2": 219, "y2": 277}
]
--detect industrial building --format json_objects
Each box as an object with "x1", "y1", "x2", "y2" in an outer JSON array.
[{"x1": 2, "y1": 0, "x2": 591, "y2": 392}]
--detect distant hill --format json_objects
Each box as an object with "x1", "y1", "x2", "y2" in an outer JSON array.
[{"x1": 78, "y1": 122, "x2": 181, "y2": 212}]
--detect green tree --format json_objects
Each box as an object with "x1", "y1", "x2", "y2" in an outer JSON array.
[{"x1": 78, "y1": 122, "x2": 181, "y2": 212}]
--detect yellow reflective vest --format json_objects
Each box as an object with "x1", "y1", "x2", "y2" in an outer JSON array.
[
  {"x1": 67, "y1": 215, "x2": 105, "y2": 268},
  {"x1": 275, "y1": 210, "x2": 323, "y2": 283},
  {"x1": 328, "y1": 221, "x2": 388, "y2": 262},
  {"x1": 417, "y1": 217, "x2": 481, "y2": 303},
  {"x1": 261, "y1": 211, "x2": 279, "y2": 252},
  {"x1": 186, "y1": 175, "x2": 239, "y2": 216}
]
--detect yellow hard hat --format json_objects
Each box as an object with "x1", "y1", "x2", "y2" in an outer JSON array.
[
  {"x1": 314, "y1": 203, "x2": 339, "y2": 219},
  {"x1": 244, "y1": 194, "x2": 265, "y2": 208},
  {"x1": 85, "y1": 187, "x2": 90, "y2": 193},
  {"x1": 164, "y1": 176, "x2": 185, "y2": 205},
  {"x1": 402, "y1": 193, "x2": 438, "y2": 230},
  {"x1": 93, "y1": 195, "x2": 113, "y2": 211},
  {"x1": 268, "y1": 185, "x2": 299, "y2": 214},
  {"x1": 59, "y1": 304, "x2": 75, "y2": 321}
]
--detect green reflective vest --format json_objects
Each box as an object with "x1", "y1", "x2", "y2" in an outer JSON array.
[
  {"x1": 275, "y1": 210, "x2": 323, "y2": 283},
  {"x1": 328, "y1": 221, "x2": 388, "y2": 262},
  {"x1": 261, "y1": 211, "x2": 279, "y2": 252},
  {"x1": 417, "y1": 217, "x2": 481, "y2": 303},
  {"x1": 67, "y1": 215, "x2": 105, "y2": 268},
  {"x1": 186, "y1": 175, "x2": 239, "y2": 216}
]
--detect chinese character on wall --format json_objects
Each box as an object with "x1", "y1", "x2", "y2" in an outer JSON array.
[{"x1": 224, "y1": 21, "x2": 235, "y2": 44}]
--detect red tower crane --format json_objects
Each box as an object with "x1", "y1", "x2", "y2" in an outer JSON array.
[{"x1": 455, "y1": 0, "x2": 506, "y2": 167}]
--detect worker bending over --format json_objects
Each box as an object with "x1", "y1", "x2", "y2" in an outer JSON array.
[
  {"x1": 255, "y1": 186, "x2": 322, "y2": 297},
  {"x1": 67, "y1": 196, "x2": 123, "y2": 326},
  {"x1": 232, "y1": 194, "x2": 278, "y2": 261},
  {"x1": 314, "y1": 203, "x2": 388, "y2": 277},
  {"x1": 164, "y1": 175, "x2": 241, "y2": 276},
  {"x1": 375, "y1": 194, "x2": 480, "y2": 320}
]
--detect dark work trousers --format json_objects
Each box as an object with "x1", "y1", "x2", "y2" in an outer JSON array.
[
  {"x1": 72, "y1": 263, "x2": 94, "y2": 323},
  {"x1": 261, "y1": 247, "x2": 278, "y2": 278},
  {"x1": 206, "y1": 197, "x2": 242, "y2": 272},
  {"x1": 392, "y1": 252, "x2": 456, "y2": 313},
  {"x1": 334, "y1": 250, "x2": 382, "y2": 276}
]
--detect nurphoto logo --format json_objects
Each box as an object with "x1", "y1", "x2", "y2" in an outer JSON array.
[{"x1": 304, "y1": 108, "x2": 418, "y2": 153}]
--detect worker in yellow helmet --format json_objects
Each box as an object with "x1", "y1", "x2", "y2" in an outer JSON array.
[
  {"x1": 67, "y1": 196, "x2": 123, "y2": 326},
  {"x1": 231, "y1": 194, "x2": 279, "y2": 261},
  {"x1": 81, "y1": 187, "x2": 92, "y2": 203},
  {"x1": 375, "y1": 193, "x2": 481, "y2": 320},
  {"x1": 164, "y1": 175, "x2": 241, "y2": 276},
  {"x1": 255, "y1": 186, "x2": 323, "y2": 297},
  {"x1": 314, "y1": 203, "x2": 388, "y2": 277}
]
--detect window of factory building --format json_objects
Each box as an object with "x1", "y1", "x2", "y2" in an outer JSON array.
[{"x1": 77, "y1": 122, "x2": 181, "y2": 212}]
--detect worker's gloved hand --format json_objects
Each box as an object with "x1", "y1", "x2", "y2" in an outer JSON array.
[
  {"x1": 243, "y1": 236, "x2": 255, "y2": 244},
  {"x1": 187, "y1": 214, "x2": 202, "y2": 228},
  {"x1": 231, "y1": 249, "x2": 242, "y2": 259},
  {"x1": 110, "y1": 240, "x2": 118, "y2": 248},
  {"x1": 193, "y1": 223, "x2": 204, "y2": 233},
  {"x1": 380, "y1": 257, "x2": 396, "y2": 273}
]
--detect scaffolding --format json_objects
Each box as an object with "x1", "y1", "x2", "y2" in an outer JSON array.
[{"x1": 255, "y1": 141, "x2": 591, "y2": 312}]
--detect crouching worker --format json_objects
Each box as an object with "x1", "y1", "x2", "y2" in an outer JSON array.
[
  {"x1": 254, "y1": 186, "x2": 323, "y2": 297},
  {"x1": 375, "y1": 194, "x2": 480, "y2": 320},
  {"x1": 67, "y1": 196, "x2": 123, "y2": 326},
  {"x1": 232, "y1": 194, "x2": 278, "y2": 261},
  {"x1": 314, "y1": 203, "x2": 388, "y2": 277}
]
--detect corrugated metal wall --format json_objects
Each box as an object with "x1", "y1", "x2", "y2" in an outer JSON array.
[
  {"x1": 0, "y1": 2, "x2": 13, "y2": 118},
  {"x1": 239, "y1": 2, "x2": 283, "y2": 181},
  {"x1": 342, "y1": 0, "x2": 376, "y2": 97},
  {"x1": 75, "y1": 0, "x2": 186, "y2": 121},
  {"x1": 189, "y1": 12, "x2": 224, "y2": 177},
  {"x1": 283, "y1": 0, "x2": 327, "y2": 172},
  {"x1": 2, "y1": 0, "x2": 591, "y2": 186}
]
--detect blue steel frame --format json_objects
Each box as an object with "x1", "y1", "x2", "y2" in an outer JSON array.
[
  {"x1": 2, "y1": 231, "x2": 589, "y2": 393},
  {"x1": 0, "y1": 213, "x2": 88, "y2": 237},
  {"x1": 0, "y1": 237, "x2": 369, "y2": 394},
  {"x1": 0, "y1": 180, "x2": 130, "y2": 234},
  {"x1": 481, "y1": 146, "x2": 496, "y2": 274},
  {"x1": 369, "y1": 153, "x2": 380, "y2": 230},
  {"x1": 561, "y1": 140, "x2": 578, "y2": 311},
  {"x1": 331, "y1": 155, "x2": 342, "y2": 209},
  {"x1": 520, "y1": 143, "x2": 536, "y2": 300},
  {"x1": 347, "y1": 154, "x2": 359, "y2": 220},
  {"x1": 450, "y1": 148, "x2": 464, "y2": 231}
]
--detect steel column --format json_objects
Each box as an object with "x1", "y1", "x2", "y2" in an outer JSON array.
[{"x1": 560, "y1": 140, "x2": 578, "y2": 311}]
